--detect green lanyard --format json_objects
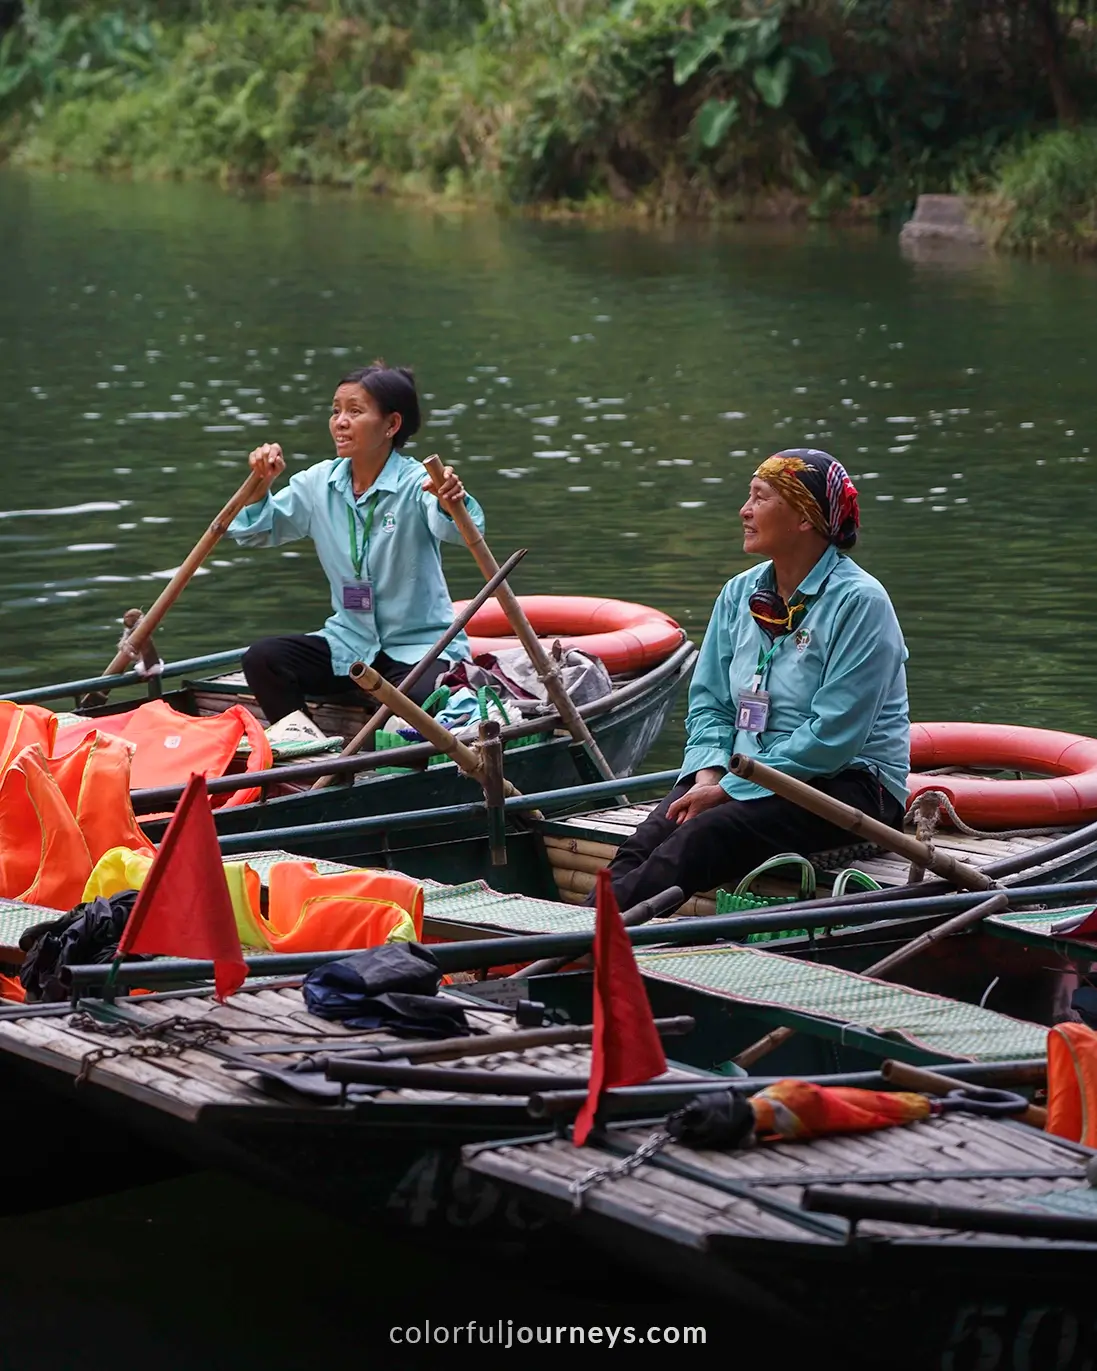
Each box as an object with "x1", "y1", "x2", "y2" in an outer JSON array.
[{"x1": 346, "y1": 495, "x2": 379, "y2": 580}]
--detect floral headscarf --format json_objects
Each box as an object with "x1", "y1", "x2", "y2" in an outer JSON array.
[{"x1": 753, "y1": 449, "x2": 860, "y2": 550}]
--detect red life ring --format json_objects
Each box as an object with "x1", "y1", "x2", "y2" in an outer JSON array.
[
  {"x1": 908, "y1": 722, "x2": 1097, "y2": 828},
  {"x1": 454, "y1": 595, "x2": 685, "y2": 675}
]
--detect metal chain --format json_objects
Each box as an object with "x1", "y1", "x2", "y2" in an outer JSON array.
[
  {"x1": 568, "y1": 1130, "x2": 670, "y2": 1213},
  {"x1": 68, "y1": 1012, "x2": 229, "y2": 1085}
]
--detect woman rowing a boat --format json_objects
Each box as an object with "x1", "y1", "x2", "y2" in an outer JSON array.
[
  {"x1": 593, "y1": 449, "x2": 910, "y2": 911},
  {"x1": 228, "y1": 362, "x2": 484, "y2": 741}
]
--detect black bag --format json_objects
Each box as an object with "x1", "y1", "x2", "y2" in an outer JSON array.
[
  {"x1": 19, "y1": 890, "x2": 143, "y2": 1003},
  {"x1": 301, "y1": 943, "x2": 470, "y2": 1039}
]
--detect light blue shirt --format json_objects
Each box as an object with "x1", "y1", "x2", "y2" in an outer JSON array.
[
  {"x1": 679, "y1": 545, "x2": 910, "y2": 803},
  {"x1": 227, "y1": 453, "x2": 486, "y2": 675}
]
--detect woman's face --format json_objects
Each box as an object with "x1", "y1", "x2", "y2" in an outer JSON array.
[
  {"x1": 329, "y1": 383, "x2": 399, "y2": 461},
  {"x1": 739, "y1": 478, "x2": 811, "y2": 557}
]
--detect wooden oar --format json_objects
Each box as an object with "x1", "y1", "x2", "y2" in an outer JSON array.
[
  {"x1": 348, "y1": 661, "x2": 529, "y2": 805},
  {"x1": 317, "y1": 1014, "x2": 695, "y2": 1070},
  {"x1": 732, "y1": 889, "x2": 1009, "y2": 1069},
  {"x1": 422, "y1": 454, "x2": 618, "y2": 786},
  {"x1": 729, "y1": 753, "x2": 994, "y2": 893},
  {"x1": 310, "y1": 546, "x2": 528, "y2": 790},
  {"x1": 881, "y1": 1058, "x2": 1048, "y2": 1129},
  {"x1": 95, "y1": 471, "x2": 267, "y2": 687}
]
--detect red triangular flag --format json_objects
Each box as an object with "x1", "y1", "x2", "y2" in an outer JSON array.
[
  {"x1": 117, "y1": 773, "x2": 246, "y2": 1001},
  {"x1": 573, "y1": 868, "x2": 668, "y2": 1145}
]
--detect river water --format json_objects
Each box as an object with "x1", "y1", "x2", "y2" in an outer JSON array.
[{"x1": 3, "y1": 169, "x2": 1097, "y2": 1361}]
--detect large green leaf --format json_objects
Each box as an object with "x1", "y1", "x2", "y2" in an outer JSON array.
[
  {"x1": 753, "y1": 54, "x2": 793, "y2": 109},
  {"x1": 695, "y1": 96, "x2": 740, "y2": 149},
  {"x1": 787, "y1": 36, "x2": 833, "y2": 78},
  {"x1": 671, "y1": 14, "x2": 733, "y2": 86}
]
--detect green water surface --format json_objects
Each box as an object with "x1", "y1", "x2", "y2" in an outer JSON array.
[{"x1": 4, "y1": 171, "x2": 1097, "y2": 771}]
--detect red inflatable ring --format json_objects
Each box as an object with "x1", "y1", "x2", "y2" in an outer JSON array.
[
  {"x1": 908, "y1": 722, "x2": 1097, "y2": 828},
  {"x1": 455, "y1": 595, "x2": 685, "y2": 675}
]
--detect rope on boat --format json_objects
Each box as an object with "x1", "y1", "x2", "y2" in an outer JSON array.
[{"x1": 905, "y1": 789, "x2": 1074, "y2": 843}]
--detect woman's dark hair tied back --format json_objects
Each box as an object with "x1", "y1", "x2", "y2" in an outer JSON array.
[{"x1": 339, "y1": 359, "x2": 421, "y2": 447}]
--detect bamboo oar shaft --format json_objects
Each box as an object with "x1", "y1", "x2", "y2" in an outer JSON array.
[
  {"x1": 729, "y1": 753, "x2": 993, "y2": 893},
  {"x1": 102, "y1": 471, "x2": 267, "y2": 677},
  {"x1": 310, "y1": 547, "x2": 527, "y2": 790},
  {"x1": 422, "y1": 455, "x2": 618, "y2": 784},
  {"x1": 733, "y1": 890, "x2": 1009, "y2": 1069},
  {"x1": 348, "y1": 663, "x2": 485, "y2": 776},
  {"x1": 881, "y1": 1059, "x2": 1048, "y2": 1128},
  {"x1": 324, "y1": 1014, "x2": 695, "y2": 1068}
]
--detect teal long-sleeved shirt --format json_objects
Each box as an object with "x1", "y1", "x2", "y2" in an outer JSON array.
[
  {"x1": 227, "y1": 452, "x2": 485, "y2": 675},
  {"x1": 679, "y1": 545, "x2": 911, "y2": 803}
]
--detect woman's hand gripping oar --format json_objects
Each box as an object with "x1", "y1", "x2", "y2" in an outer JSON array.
[
  {"x1": 88, "y1": 469, "x2": 268, "y2": 702},
  {"x1": 310, "y1": 547, "x2": 528, "y2": 791},
  {"x1": 348, "y1": 661, "x2": 542, "y2": 861},
  {"x1": 422, "y1": 454, "x2": 621, "y2": 789}
]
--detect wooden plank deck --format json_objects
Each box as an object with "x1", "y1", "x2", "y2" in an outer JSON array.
[{"x1": 465, "y1": 1113, "x2": 1096, "y2": 1250}]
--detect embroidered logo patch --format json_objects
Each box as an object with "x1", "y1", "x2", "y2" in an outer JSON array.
[
  {"x1": 793, "y1": 629, "x2": 811, "y2": 653},
  {"x1": 382, "y1": 512, "x2": 397, "y2": 532}
]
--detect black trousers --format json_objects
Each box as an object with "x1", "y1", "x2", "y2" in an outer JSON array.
[
  {"x1": 588, "y1": 768, "x2": 904, "y2": 911},
  {"x1": 241, "y1": 634, "x2": 451, "y2": 724}
]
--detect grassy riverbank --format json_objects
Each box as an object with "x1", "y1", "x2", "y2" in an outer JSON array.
[{"x1": 2, "y1": 2, "x2": 1096, "y2": 248}]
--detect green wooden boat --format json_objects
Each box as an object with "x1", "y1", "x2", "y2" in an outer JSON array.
[{"x1": 3, "y1": 638, "x2": 696, "y2": 890}]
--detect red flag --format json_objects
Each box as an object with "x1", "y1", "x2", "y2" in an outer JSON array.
[
  {"x1": 573, "y1": 868, "x2": 668, "y2": 1145},
  {"x1": 117, "y1": 773, "x2": 246, "y2": 1001}
]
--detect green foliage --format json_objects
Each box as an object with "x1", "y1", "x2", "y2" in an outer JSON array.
[
  {"x1": 0, "y1": 0, "x2": 1095, "y2": 226},
  {"x1": 991, "y1": 126, "x2": 1097, "y2": 252}
]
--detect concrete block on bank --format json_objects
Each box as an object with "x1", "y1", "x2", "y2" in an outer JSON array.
[{"x1": 900, "y1": 195, "x2": 985, "y2": 249}]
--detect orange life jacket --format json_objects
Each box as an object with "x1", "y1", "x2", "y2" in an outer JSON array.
[
  {"x1": 0, "y1": 974, "x2": 25, "y2": 1003},
  {"x1": 0, "y1": 734, "x2": 154, "y2": 910},
  {"x1": 263, "y1": 862, "x2": 424, "y2": 955},
  {"x1": 55, "y1": 699, "x2": 273, "y2": 808},
  {"x1": 1046, "y1": 1021, "x2": 1097, "y2": 1147},
  {"x1": 0, "y1": 701, "x2": 58, "y2": 775}
]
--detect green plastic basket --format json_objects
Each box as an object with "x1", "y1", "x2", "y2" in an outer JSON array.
[{"x1": 715, "y1": 855, "x2": 881, "y2": 944}]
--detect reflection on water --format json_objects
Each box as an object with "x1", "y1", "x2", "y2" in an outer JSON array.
[
  {"x1": 0, "y1": 1170, "x2": 694, "y2": 1369},
  {"x1": 3, "y1": 171, "x2": 1097, "y2": 769}
]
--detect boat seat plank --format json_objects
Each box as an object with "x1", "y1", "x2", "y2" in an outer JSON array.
[{"x1": 636, "y1": 944, "x2": 1047, "y2": 1062}]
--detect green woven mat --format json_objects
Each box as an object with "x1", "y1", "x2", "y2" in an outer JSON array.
[
  {"x1": 991, "y1": 906, "x2": 1093, "y2": 938},
  {"x1": 237, "y1": 735, "x2": 345, "y2": 761},
  {"x1": 419, "y1": 880, "x2": 594, "y2": 934},
  {"x1": 225, "y1": 849, "x2": 356, "y2": 882},
  {"x1": 0, "y1": 897, "x2": 65, "y2": 948},
  {"x1": 636, "y1": 944, "x2": 1046, "y2": 1062}
]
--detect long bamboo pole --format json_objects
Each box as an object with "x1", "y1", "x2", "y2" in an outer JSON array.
[
  {"x1": 422, "y1": 454, "x2": 618, "y2": 785},
  {"x1": 729, "y1": 753, "x2": 994, "y2": 893},
  {"x1": 732, "y1": 889, "x2": 1009, "y2": 1069},
  {"x1": 347, "y1": 662, "x2": 532, "y2": 811},
  {"x1": 100, "y1": 471, "x2": 267, "y2": 679},
  {"x1": 310, "y1": 547, "x2": 528, "y2": 790}
]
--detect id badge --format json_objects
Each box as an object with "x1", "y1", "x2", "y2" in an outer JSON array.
[
  {"x1": 736, "y1": 688, "x2": 770, "y2": 733},
  {"x1": 342, "y1": 581, "x2": 374, "y2": 612}
]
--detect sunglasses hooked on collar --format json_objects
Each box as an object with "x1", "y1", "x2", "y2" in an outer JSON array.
[{"x1": 749, "y1": 590, "x2": 806, "y2": 639}]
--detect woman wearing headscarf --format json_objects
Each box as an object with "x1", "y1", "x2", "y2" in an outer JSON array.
[{"x1": 594, "y1": 448, "x2": 910, "y2": 911}]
